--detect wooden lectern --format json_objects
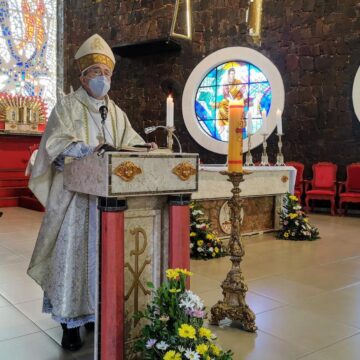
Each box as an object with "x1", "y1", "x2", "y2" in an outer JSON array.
[{"x1": 64, "y1": 152, "x2": 198, "y2": 360}]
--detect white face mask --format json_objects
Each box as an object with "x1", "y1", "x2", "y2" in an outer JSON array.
[{"x1": 88, "y1": 76, "x2": 110, "y2": 98}]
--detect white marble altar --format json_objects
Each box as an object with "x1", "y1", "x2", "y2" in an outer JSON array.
[{"x1": 194, "y1": 165, "x2": 296, "y2": 235}]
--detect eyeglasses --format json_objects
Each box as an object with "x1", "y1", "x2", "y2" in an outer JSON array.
[{"x1": 84, "y1": 67, "x2": 113, "y2": 79}]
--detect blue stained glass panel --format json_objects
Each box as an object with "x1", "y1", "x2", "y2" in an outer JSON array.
[
  {"x1": 195, "y1": 87, "x2": 216, "y2": 121},
  {"x1": 195, "y1": 60, "x2": 272, "y2": 142}
]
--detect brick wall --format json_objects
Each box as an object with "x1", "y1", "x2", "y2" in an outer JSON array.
[{"x1": 64, "y1": 0, "x2": 360, "y2": 178}]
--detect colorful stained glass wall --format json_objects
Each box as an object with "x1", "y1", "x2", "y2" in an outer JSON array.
[
  {"x1": 195, "y1": 61, "x2": 272, "y2": 142},
  {"x1": 0, "y1": 0, "x2": 57, "y2": 115}
]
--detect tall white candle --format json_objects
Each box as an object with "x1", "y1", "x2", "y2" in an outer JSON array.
[
  {"x1": 166, "y1": 95, "x2": 174, "y2": 128},
  {"x1": 261, "y1": 109, "x2": 267, "y2": 134},
  {"x1": 276, "y1": 109, "x2": 283, "y2": 134},
  {"x1": 247, "y1": 112, "x2": 253, "y2": 135}
]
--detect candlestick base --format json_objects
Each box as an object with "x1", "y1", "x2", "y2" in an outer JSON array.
[
  {"x1": 260, "y1": 134, "x2": 270, "y2": 166},
  {"x1": 210, "y1": 171, "x2": 257, "y2": 333},
  {"x1": 167, "y1": 126, "x2": 174, "y2": 152},
  {"x1": 244, "y1": 134, "x2": 254, "y2": 166},
  {"x1": 275, "y1": 134, "x2": 285, "y2": 166}
]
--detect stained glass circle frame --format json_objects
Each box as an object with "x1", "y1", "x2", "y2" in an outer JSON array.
[
  {"x1": 182, "y1": 47, "x2": 285, "y2": 154},
  {"x1": 353, "y1": 66, "x2": 360, "y2": 122}
]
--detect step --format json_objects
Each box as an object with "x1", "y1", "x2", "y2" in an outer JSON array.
[
  {"x1": 0, "y1": 179, "x2": 28, "y2": 187},
  {"x1": 0, "y1": 197, "x2": 20, "y2": 207},
  {"x1": 19, "y1": 196, "x2": 45, "y2": 212},
  {"x1": 0, "y1": 187, "x2": 32, "y2": 197}
]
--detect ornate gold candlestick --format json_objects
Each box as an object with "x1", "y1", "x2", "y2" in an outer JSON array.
[{"x1": 210, "y1": 170, "x2": 257, "y2": 332}]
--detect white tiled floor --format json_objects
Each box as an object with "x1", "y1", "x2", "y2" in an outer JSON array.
[{"x1": 0, "y1": 207, "x2": 360, "y2": 359}]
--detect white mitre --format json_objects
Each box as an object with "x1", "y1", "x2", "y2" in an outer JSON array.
[{"x1": 75, "y1": 34, "x2": 115, "y2": 72}]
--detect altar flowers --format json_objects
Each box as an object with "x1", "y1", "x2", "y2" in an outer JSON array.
[
  {"x1": 134, "y1": 268, "x2": 233, "y2": 359},
  {"x1": 189, "y1": 202, "x2": 227, "y2": 260},
  {"x1": 278, "y1": 193, "x2": 320, "y2": 241}
]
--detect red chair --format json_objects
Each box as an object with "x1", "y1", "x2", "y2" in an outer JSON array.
[
  {"x1": 286, "y1": 161, "x2": 305, "y2": 201},
  {"x1": 305, "y1": 162, "x2": 338, "y2": 215},
  {"x1": 338, "y1": 163, "x2": 360, "y2": 215}
]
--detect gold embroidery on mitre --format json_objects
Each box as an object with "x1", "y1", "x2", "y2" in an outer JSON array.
[
  {"x1": 77, "y1": 53, "x2": 115, "y2": 72},
  {"x1": 172, "y1": 162, "x2": 196, "y2": 181},
  {"x1": 113, "y1": 161, "x2": 142, "y2": 182}
]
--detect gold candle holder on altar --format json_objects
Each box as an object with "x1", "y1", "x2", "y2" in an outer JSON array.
[
  {"x1": 210, "y1": 170, "x2": 257, "y2": 332},
  {"x1": 167, "y1": 126, "x2": 175, "y2": 152},
  {"x1": 275, "y1": 133, "x2": 285, "y2": 166},
  {"x1": 260, "y1": 133, "x2": 270, "y2": 166}
]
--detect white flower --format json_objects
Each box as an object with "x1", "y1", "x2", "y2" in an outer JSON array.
[
  {"x1": 179, "y1": 290, "x2": 205, "y2": 313},
  {"x1": 295, "y1": 221, "x2": 299, "y2": 226},
  {"x1": 197, "y1": 247, "x2": 203, "y2": 252},
  {"x1": 178, "y1": 346, "x2": 186, "y2": 353},
  {"x1": 156, "y1": 341, "x2": 169, "y2": 350},
  {"x1": 208, "y1": 247, "x2": 214, "y2": 252},
  {"x1": 190, "y1": 243, "x2": 194, "y2": 248},
  {"x1": 185, "y1": 349, "x2": 200, "y2": 360},
  {"x1": 192, "y1": 210, "x2": 204, "y2": 216}
]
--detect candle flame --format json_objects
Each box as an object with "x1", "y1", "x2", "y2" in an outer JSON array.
[{"x1": 167, "y1": 94, "x2": 173, "y2": 99}]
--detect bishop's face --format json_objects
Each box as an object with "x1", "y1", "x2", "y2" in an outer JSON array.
[{"x1": 80, "y1": 63, "x2": 113, "y2": 100}]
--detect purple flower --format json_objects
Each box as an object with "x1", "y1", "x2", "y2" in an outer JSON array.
[
  {"x1": 191, "y1": 309, "x2": 206, "y2": 318},
  {"x1": 284, "y1": 221, "x2": 289, "y2": 225},
  {"x1": 146, "y1": 339, "x2": 157, "y2": 349}
]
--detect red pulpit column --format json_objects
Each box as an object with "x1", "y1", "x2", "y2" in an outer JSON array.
[
  {"x1": 168, "y1": 195, "x2": 191, "y2": 285},
  {"x1": 98, "y1": 198, "x2": 127, "y2": 360}
]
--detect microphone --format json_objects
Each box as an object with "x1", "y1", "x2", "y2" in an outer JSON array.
[{"x1": 99, "y1": 105, "x2": 108, "y2": 124}]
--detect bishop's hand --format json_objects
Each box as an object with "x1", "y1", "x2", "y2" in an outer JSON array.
[{"x1": 95, "y1": 143, "x2": 117, "y2": 156}]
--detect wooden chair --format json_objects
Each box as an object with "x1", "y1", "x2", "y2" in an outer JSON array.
[
  {"x1": 338, "y1": 163, "x2": 360, "y2": 215},
  {"x1": 305, "y1": 162, "x2": 337, "y2": 215},
  {"x1": 286, "y1": 161, "x2": 305, "y2": 202}
]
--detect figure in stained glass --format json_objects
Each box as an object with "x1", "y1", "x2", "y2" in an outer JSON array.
[{"x1": 195, "y1": 61, "x2": 272, "y2": 142}]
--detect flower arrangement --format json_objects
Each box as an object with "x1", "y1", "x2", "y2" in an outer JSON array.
[
  {"x1": 278, "y1": 193, "x2": 320, "y2": 241},
  {"x1": 134, "y1": 268, "x2": 233, "y2": 359},
  {"x1": 189, "y1": 202, "x2": 227, "y2": 260}
]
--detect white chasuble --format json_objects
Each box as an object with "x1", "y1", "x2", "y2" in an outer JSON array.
[{"x1": 27, "y1": 87, "x2": 144, "y2": 321}]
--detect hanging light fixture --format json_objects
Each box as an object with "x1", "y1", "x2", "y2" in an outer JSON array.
[
  {"x1": 170, "y1": 0, "x2": 192, "y2": 40},
  {"x1": 247, "y1": 0, "x2": 263, "y2": 45}
]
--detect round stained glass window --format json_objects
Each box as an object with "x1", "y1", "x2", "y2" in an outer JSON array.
[
  {"x1": 195, "y1": 61, "x2": 272, "y2": 142},
  {"x1": 182, "y1": 47, "x2": 285, "y2": 155}
]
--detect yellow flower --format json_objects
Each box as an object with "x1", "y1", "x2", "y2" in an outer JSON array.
[
  {"x1": 166, "y1": 269, "x2": 179, "y2": 280},
  {"x1": 176, "y1": 268, "x2": 193, "y2": 276},
  {"x1": 169, "y1": 288, "x2": 181, "y2": 293},
  {"x1": 199, "y1": 327, "x2": 212, "y2": 339},
  {"x1": 211, "y1": 344, "x2": 221, "y2": 356},
  {"x1": 206, "y1": 233, "x2": 214, "y2": 240},
  {"x1": 212, "y1": 252, "x2": 216, "y2": 257},
  {"x1": 196, "y1": 344, "x2": 208, "y2": 355},
  {"x1": 304, "y1": 218, "x2": 309, "y2": 222},
  {"x1": 163, "y1": 350, "x2": 181, "y2": 360},
  {"x1": 190, "y1": 232, "x2": 197, "y2": 237},
  {"x1": 197, "y1": 240, "x2": 204, "y2": 246},
  {"x1": 284, "y1": 232, "x2": 289, "y2": 238},
  {"x1": 289, "y1": 195, "x2": 298, "y2": 201},
  {"x1": 178, "y1": 324, "x2": 196, "y2": 339},
  {"x1": 289, "y1": 213, "x2": 298, "y2": 219},
  {"x1": 214, "y1": 247, "x2": 219, "y2": 253}
]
